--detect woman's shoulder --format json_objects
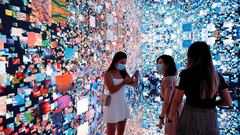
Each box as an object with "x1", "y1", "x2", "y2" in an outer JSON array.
[
  {"x1": 104, "y1": 71, "x2": 112, "y2": 77},
  {"x1": 165, "y1": 76, "x2": 176, "y2": 80},
  {"x1": 164, "y1": 76, "x2": 176, "y2": 84}
]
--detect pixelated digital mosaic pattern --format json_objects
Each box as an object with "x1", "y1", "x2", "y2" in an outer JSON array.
[
  {"x1": 31, "y1": 0, "x2": 51, "y2": 24},
  {"x1": 51, "y1": 0, "x2": 68, "y2": 23},
  {"x1": 130, "y1": 0, "x2": 239, "y2": 134},
  {"x1": 137, "y1": 0, "x2": 239, "y2": 74},
  {"x1": 0, "y1": 0, "x2": 110, "y2": 134}
]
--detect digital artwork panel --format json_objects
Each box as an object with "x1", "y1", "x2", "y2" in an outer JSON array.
[
  {"x1": 51, "y1": 0, "x2": 68, "y2": 23},
  {"x1": 31, "y1": 0, "x2": 51, "y2": 24}
]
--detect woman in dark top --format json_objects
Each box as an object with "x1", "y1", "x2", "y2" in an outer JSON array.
[{"x1": 168, "y1": 42, "x2": 232, "y2": 135}]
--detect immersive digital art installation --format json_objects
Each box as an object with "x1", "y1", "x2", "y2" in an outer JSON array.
[{"x1": 0, "y1": 0, "x2": 239, "y2": 134}]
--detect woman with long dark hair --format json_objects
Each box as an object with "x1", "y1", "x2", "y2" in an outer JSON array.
[
  {"x1": 103, "y1": 51, "x2": 139, "y2": 135},
  {"x1": 156, "y1": 55, "x2": 182, "y2": 135},
  {"x1": 168, "y1": 42, "x2": 232, "y2": 135}
]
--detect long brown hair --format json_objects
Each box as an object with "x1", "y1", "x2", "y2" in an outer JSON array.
[
  {"x1": 107, "y1": 52, "x2": 128, "y2": 79},
  {"x1": 187, "y1": 42, "x2": 219, "y2": 99},
  {"x1": 156, "y1": 55, "x2": 177, "y2": 76}
]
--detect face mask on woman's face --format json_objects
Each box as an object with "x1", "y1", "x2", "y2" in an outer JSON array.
[
  {"x1": 117, "y1": 64, "x2": 126, "y2": 71},
  {"x1": 156, "y1": 64, "x2": 163, "y2": 73}
]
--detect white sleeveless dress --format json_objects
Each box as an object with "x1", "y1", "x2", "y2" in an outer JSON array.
[{"x1": 103, "y1": 78, "x2": 130, "y2": 123}]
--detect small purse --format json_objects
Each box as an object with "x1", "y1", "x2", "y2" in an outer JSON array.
[{"x1": 99, "y1": 85, "x2": 111, "y2": 106}]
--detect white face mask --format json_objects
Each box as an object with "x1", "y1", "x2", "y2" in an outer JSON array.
[{"x1": 156, "y1": 64, "x2": 163, "y2": 73}]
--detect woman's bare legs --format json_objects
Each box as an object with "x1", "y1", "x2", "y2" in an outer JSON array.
[
  {"x1": 117, "y1": 119, "x2": 127, "y2": 135},
  {"x1": 107, "y1": 123, "x2": 117, "y2": 135}
]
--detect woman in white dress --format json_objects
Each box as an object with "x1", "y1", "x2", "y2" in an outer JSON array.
[{"x1": 104, "y1": 52, "x2": 139, "y2": 135}]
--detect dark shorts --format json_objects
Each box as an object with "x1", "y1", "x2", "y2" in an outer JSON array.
[{"x1": 177, "y1": 105, "x2": 219, "y2": 135}]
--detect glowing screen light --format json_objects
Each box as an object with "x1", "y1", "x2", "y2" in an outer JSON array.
[{"x1": 126, "y1": 0, "x2": 239, "y2": 134}]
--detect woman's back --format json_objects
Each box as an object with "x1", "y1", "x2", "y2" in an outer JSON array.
[
  {"x1": 161, "y1": 76, "x2": 176, "y2": 102},
  {"x1": 176, "y1": 68, "x2": 228, "y2": 108},
  {"x1": 168, "y1": 42, "x2": 232, "y2": 135}
]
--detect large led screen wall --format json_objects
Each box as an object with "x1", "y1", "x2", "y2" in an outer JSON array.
[
  {"x1": 126, "y1": 0, "x2": 239, "y2": 134},
  {"x1": 0, "y1": 0, "x2": 239, "y2": 135},
  {"x1": 0, "y1": 0, "x2": 119, "y2": 134}
]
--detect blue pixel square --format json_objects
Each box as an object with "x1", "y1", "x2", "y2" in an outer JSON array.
[
  {"x1": 65, "y1": 48, "x2": 75, "y2": 60},
  {"x1": 156, "y1": 31, "x2": 161, "y2": 35},
  {"x1": 182, "y1": 40, "x2": 192, "y2": 48},
  {"x1": 35, "y1": 73, "x2": 46, "y2": 82},
  {"x1": 141, "y1": 120, "x2": 150, "y2": 128},
  {"x1": 0, "y1": 35, "x2": 6, "y2": 43},
  {"x1": 215, "y1": 55, "x2": 220, "y2": 60},
  {"x1": 13, "y1": 95, "x2": 25, "y2": 106},
  {"x1": 173, "y1": 4, "x2": 180, "y2": 9},
  {"x1": 215, "y1": 7, "x2": 220, "y2": 13},
  {"x1": 236, "y1": 26, "x2": 240, "y2": 39},
  {"x1": 182, "y1": 23, "x2": 192, "y2": 31}
]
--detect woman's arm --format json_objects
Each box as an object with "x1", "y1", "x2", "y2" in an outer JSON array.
[
  {"x1": 167, "y1": 89, "x2": 184, "y2": 121},
  {"x1": 216, "y1": 88, "x2": 232, "y2": 106},
  {"x1": 104, "y1": 72, "x2": 125, "y2": 94},
  {"x1": 159, "y1": 80, "x2": 174, "y2": 118}
]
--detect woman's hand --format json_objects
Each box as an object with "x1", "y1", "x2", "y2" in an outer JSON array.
[
  {"x1": 158, "y1": 118, "x2": 164, "y2": 129},
  {"x1": 124, "y1": 76, "x2": 134, "y2": 84}
]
